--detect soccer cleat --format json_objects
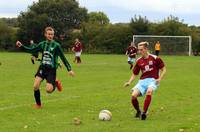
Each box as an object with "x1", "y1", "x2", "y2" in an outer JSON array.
[
  {"x1": 141, "y1": 112, "x2": 147, "y2": 120},
  {"x1": 55, "y1": 80, "x2": 62, "y2": 92},
  {"x1": 135, "y1": 111, "x2": 141, "y2": 118},
  {"x1": 33, "y1": 104, "x2": 41, "y2": 109}
]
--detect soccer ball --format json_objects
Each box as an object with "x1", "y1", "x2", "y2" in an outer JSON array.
[{"x1": 99, "y1": 110, "x2": 112, "y2": 121}]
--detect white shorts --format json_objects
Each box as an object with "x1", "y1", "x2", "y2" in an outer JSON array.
[
  {"x1": 131, "y1": 78, "x2": 158, "y2": 96},
  {"x1": 128, "y1": 57, "x2": 136, "y2": 63},
  {"x1": 75, "y1": 52, "x2": 82, "y2": 57}
]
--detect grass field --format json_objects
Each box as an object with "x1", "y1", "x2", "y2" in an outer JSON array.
[{"x1": 0, "y1": 52, "x2": 200, "y2": 132}]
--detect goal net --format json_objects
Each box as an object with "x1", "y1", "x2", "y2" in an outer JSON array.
[{"x1": 133, "y1": 35, "x2": 192, "y2": 56}]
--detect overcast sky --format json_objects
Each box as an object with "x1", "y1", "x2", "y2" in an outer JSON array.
[{"x1": 0, "y1": 0, "x2": 200, "y2": 26}]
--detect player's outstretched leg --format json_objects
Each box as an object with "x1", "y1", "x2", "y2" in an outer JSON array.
[
  {"x1": 131, "y1": 89, "x2": 141, "y2": 118},
  {"x1": 77, "y1": 57, "x2": 79, "y2": 63},
  {"x1": 73, "y1": 57, "x2": 77, "y2": 63},
  {"x1": 55, "y1": 79, "x2": 62, "y2": 92},
  {"x1": 141, "y1": 95, "x2": 151, "y2": 120},
  {"x1": 31, "y1": 58, "x2": 35, "y2": 64},
  {"x1": 77, "y1": 57, "x2": 81, "y2": 63},
  {"x1": 33, "y1": 77, "x2": 43, "y2": 109},
  {"x1": 131, "y1": 96, "x2": 141, "y2": 118},
  {"x1": 33, "y1": 89, "x2": 41, "y2": 109},
  {"x1": 130, "y1": 64, "x2": 133, "y2": 70},
  {"x1": 128, "y1": 61, "x2": 133, "y2": 70},
  {"x1": 142, "y1": 88, "x2": 153, "y2": 120},
  {"x1": 31, "y1": 59, "x2": 35, "y2": 64}
]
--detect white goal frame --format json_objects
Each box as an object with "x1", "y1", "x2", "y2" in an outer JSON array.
[{"x1": 133, "y1": 35, "x2": 192, "y2": 56}]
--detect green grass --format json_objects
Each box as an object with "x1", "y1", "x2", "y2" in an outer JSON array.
[{"x1": 0, "y1": 52, "x2": 200, "y2": 132}]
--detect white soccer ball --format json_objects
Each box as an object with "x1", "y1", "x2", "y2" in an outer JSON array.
[{"x1": 99, "y1": 110, "x2": 112, "y2": 121}]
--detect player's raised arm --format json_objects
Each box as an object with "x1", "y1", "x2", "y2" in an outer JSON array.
[
  {"x1": 57, "y1": 45, "x2": 75, "y2": 77},
  {"x1": 16, "y1": 40, "x2": 43, "y2": 54}
]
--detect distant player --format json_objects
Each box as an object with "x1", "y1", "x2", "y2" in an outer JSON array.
[
  {"x1": 30, "y1": 40, "x2": 40, "y2": 64},
  {"x1": 16, "y1": 27, "x2": 75, "y2": 109},
  {"x1": 124, "y1": 41, "x2": 166, "y2": 120},
  {"x1": 72, "y1": 38, "x2": 82, "y2": 63},
  {"x1": 154, "y1": 41, "x2": 161, "y2": 56},
  {"x1": 125, "y1": 42, "x2": 137, "y2": 69}
]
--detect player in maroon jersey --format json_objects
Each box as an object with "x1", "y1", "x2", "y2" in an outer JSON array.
[
  {"x1": 124, "y1": 41, "x2": 166, "y2": 120},
  {"x1": 125, "y1": 42, "x2": 137, "y2": 69},
  {"x1": 72, "y1": 38, "x2": 82, "y2": 63}
]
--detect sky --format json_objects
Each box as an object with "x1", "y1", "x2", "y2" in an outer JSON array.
[{"x1": 0, "y1": 0, "x2": 200, "y2": 26}]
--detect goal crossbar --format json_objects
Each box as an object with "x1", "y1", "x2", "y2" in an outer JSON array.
[{"x1": 133, "y1": 35, "x2": 192, "y2": 56}]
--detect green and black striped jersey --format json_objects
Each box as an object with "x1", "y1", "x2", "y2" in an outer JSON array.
[{"x1": 21, "y1": 40, "x2": 71, "y2": 71}]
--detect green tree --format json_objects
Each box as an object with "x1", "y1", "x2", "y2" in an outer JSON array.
[
  {"x1": 0, "y1": 18, "x2": 18, "y2": 27},
  {"x1": 130, "y1": 15, "x2": 150, "y2": 35},
  {"x1": 81, "y1": 22, "x2": 132, "y2": 53},
  {"x1": 88, "y1": 12, "x2": 109, "y2": 25},
  {"x1": 17, "y1": 0, "x2": 87, "y2": 44},
  {"x1": 81, "y1": 22, "x2": 104, "y2": 53},
  {"x1": 189, "y1": 26, "x2": 200, "y2": 54},
  {"x1": 98, "y1": 24, "x2": 132, "y2": 53},
  {"x1": 153, "y1": 15, "x2": 191, "y2": 36},
  {"x1": 0, "y1": 21, "x2": 16, "y2": 50}
]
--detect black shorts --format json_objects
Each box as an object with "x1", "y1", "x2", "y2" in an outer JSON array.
[{"x1": 35, "y1": 66, "x2": 56, "y2": 86}]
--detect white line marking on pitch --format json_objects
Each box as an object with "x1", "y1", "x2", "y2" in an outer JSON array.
[{"x1": 0, "y1": 96, "x2": 80, "y2": 111}]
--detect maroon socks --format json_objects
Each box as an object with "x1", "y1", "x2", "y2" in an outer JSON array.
[
  {"x1": 143, "y1": 95, "x2": 152, "y2": 113},
  {"x1": 131, "y1": 96, "x2": 140, "y2": 112},
  {"x1": 132, "y1": 95, "x2": 152, "y2": 113}
]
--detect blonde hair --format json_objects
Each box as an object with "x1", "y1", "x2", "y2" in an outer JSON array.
[
  {"x1": 45, "y1": 27, "x2": 54, "y2": 33},
  {"x1": 138, "y1": 41, "x2": 149, "y2": 48}
]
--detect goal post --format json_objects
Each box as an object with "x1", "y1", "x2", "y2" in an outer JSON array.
[{"x1": 133, "y1": 35, "x2": 192, "y2": 56}]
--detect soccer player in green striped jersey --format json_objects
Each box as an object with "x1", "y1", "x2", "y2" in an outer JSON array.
[{"x1": 16, "y1": 27, "x2": 75, "y2": 109}]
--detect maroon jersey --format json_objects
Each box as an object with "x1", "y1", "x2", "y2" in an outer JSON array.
[
  {"x1": 73, "y1": 41, "x2": 82, "y2": 52},
  {"x1": 126, "y1": 46, "x2": 137, "y2": 58},
  {"x1": 133, "y1": 54, "x2": 165, "y2": 79}
]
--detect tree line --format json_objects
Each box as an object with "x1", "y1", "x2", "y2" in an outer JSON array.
[{"x1": 0, "y1": 0, "x2": 200, "y2": 54}]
